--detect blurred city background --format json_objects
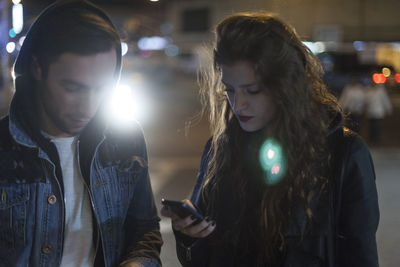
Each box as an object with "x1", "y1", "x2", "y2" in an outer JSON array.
[{"x1": 0, "y1": 0, "x2": 399, "y2": 266}]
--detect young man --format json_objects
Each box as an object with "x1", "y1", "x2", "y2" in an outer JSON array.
[{"x1": 0, "y1": 1, "x2": 162, "y2": 266}]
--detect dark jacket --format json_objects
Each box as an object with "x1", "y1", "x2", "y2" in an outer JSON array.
[
  {"x1": 175, "y1": 114, "x2": 379, "y2": 267},
  {"x1": 0, "y1": 1, "x2": 162, "y2": 266}
]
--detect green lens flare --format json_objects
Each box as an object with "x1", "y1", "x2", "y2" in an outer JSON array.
[{"x1": 259, "y1": 138, "x2": 286, "y2": 185}]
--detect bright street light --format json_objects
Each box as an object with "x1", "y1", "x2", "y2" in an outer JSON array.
[
  {"x1": 107, "y1": 80, "x2": 153, "y2": 127},
  {"x1": 109, "y1": 84, "x2": 136, "y2": 123}
]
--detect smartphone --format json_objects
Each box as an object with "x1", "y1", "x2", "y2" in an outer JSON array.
[{"x1": 161, "y1": 199, "x2": 204, "y2": 222}]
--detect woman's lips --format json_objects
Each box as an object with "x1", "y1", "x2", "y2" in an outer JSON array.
[{"x1": 237, "y1": 115, "x2": 254, "y2": 122}]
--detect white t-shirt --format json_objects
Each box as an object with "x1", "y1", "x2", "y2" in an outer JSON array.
[{"x1": 51, "y1": 136, "x2": 95, "y2": 267}]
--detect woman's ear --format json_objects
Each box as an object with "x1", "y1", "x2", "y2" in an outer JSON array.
[{"x1": 31, "y1": 56, "x2": 42, "y2": 81}]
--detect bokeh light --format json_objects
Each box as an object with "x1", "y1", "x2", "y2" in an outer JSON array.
[
  {"x1": 6, "y1": 42, "x2": 16, "y2": 53},
  {"x1": 353, "y1": 41, "x2": 364, "y2": 51},
  {"x1": 382, "y1": 67, "x2": 391, "y2": 77},
  {"x1": 18, "y1": 36, "x2": 25, "y2": 46},
  {"x1": 303, "y1": 41, "x2": 325, "y2": 54},
  {"x1": 121, "y1": 42, "x2": 128, "y2": 56},
  {"x1": 267, "y1": 149, "x2": 275, "y2": 159},
  {"x1": 165, "y1": 44, "x2": 179, "y2": 57},
  {"x1": 138, "y1": 36, "x2": 168, "y2": 51},
  {"x1": 271, "y1": 164, "x2": 281, "y2": 175},
  {"x1": 12, "y1": 3, "x2": 24, "y2": 34},
  {"x1": 395, "y1": 73, "x2": 400, "y2": 83},
  {"x1": 259, "y1": 138, "x2": 286, "y2": 185},
  {"x1": 9, "y1": 28, "x2": 17, "y2": 38},
  {"x1": 372, "y1": 73, "x2": 386, "y2": 84}
]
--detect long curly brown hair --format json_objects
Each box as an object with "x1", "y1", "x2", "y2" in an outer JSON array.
[{"x1": 199, "y1": 12, "x2": 342, "y2": 265}]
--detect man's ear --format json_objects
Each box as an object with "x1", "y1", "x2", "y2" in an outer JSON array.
[{"x1": 31, "y1": 56, "x2": 42, "y2": 81}]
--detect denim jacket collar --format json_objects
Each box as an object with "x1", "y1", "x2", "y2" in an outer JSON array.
[{"x1": 8, "y1": 92, "x2": 38, "y2": 149}]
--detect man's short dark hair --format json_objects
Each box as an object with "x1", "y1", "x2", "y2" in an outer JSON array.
[{"x1": 32, "y1": 6, "x2": 121, "y2": 78}]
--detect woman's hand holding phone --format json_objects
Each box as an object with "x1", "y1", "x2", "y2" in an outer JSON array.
[{"x1": 161, "y1": 199, "x2": 216, "y2": 238}]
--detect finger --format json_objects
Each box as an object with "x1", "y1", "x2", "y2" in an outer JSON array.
[
  {"x1": 181, "y1": 218, "x2": 212, "y2": 236},
  {"x1": 192, "y1": 221, "x2": 216, "y2": 238},
  {"x1": 172, "y1": 215, "x2": 196, "y2": 231}
]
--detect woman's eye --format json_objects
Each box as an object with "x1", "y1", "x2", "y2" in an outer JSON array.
[{"x1": 247, "y1": 88, "x2": 261, "y2": 95}]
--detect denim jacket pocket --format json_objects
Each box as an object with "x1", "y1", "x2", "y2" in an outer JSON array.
[
  {"x1": 116, "y1": 161, "x2": 144, "y2": 205},
  {"x1": 99, "y1": 160, "x2": 144, "y2": 214},
  {"x1": 0, "y1": 184, "x2": 29, "y2": 253}
]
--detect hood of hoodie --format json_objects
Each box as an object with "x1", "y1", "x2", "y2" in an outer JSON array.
[{"x1": 10, "y1": 0, "x2": 122, "y2": 147}]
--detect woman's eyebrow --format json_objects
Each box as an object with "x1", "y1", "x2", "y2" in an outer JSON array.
[
  {"x1": 240, "y1": 82, "x2": 258, "y2": 88},
  {"x1": 221, "y1": 81, "x2": 258, "y2": 88}
]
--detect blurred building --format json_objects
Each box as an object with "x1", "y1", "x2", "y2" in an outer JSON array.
[
  {"x1": 166, "y1": 0, "x2": 400, "y2": 48},
  {"x1": 161, "y1": 0, "x2": 400, "y2": 93}
]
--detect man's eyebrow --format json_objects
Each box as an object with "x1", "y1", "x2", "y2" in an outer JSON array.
[{"x1": 59, "y1": 79, "x2": 88, "y2": 88}]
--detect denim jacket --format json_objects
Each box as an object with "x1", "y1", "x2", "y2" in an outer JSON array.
[{"x1": 0, "y1": 106, "x2": 162, "y2": 267}]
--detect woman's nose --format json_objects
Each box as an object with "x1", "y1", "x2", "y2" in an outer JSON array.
[{"x1": 233, "y1": 91, "x2": 248, "y2": 112}]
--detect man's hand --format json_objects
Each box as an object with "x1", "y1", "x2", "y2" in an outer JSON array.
[{"x1": 161, "y1": 199, "x2": 216, "y2": 238}]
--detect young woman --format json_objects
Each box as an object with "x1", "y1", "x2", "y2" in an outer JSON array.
[{"x1": 162, "y1": 13, "x2": 379, "y2": 267}]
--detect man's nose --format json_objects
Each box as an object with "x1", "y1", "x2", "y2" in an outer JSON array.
[{"x1": 79, "y1": 90, "x2": 100, "y2": 116}]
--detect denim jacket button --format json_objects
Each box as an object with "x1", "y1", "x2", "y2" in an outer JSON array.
[
  {"x1": 42, "y1": 245, "x2": 52, "y2": 254},
  {"x1": 48, "y1": 195, "x2": 57, "y2": 205}
]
